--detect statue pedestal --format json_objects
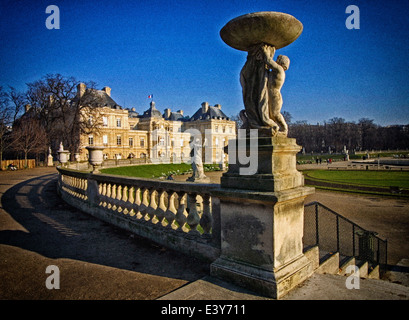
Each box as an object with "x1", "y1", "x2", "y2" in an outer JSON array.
[
  {"x1": 186, "y1": 176, "x2": 211, "y2": 183},
  {"x1": 221, "y1": 136, "x2": 304, "y2": 191},
  {"x1": 210, "y1": 136, "x2": 315, "y2": 298},
  {"x1": 47, "y1": 154, "x2": 54, "y2": 167}
]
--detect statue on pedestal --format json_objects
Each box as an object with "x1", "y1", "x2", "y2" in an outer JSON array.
[
  {"x1": 220, "y1": 11, "x2": 303, "y2": 137},
  {"x1": 47, "y1": 147, "x2": 54, "y2": 166},
  {"x1": 187, "y1": 137, "x2": 210, "y2": 183}
]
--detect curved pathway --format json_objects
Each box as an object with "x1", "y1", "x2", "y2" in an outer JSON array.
[{"x1": 0, "y1": 167, "x2": 209, "y2": 299}]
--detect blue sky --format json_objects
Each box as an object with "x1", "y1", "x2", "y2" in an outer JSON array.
[{"x1": 1, "y1": 0, "x2": 408, "y2": 125}]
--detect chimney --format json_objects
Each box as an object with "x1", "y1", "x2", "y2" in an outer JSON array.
[
  {"x1": 164, "y1": 108, "x2": 171, "y2": 119},
  {"x1": 214, "y1": 103, "x2": 221, "y2": 109},
  {"x1": 77, "y1": 83, "x2": 86, "y2": 98},
  {"x1": 103, "y1": 86, "x2": 111, "y2": 96},
  {"x1": 177, "y1": 109, "x2": 183, "y2": 116},
  {"x1": 24, "y1": 104, "x2": 31, "y2": 113},
  {"x1": 201, "y1": 102, "x2": 209, "y2": 113}
]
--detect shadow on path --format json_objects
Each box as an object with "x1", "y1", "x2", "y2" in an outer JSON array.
[{"x1": 0, "y1": 172, "x2": 209, "y2": 282}]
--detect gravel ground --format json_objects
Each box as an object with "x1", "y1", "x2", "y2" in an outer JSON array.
[{"x1": 0, "y1": 167, "x2": 209, "y2": 299}]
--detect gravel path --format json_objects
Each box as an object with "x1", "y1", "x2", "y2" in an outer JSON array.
[{"x1": 0, "y1": 167, "x2": 209, "y2": 299}]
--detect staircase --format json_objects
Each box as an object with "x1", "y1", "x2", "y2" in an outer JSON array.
[
  {"x1": 303, "y1": 202, "x2": 387, "y2": 280},
  {"x1": 304, "y1": 245, "x2": 381, "y2": 279}
]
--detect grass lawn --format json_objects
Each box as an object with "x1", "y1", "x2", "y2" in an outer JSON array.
[
  {"x1": 302, "y1": 170, "x2": 409, "y2": 189},
  {"x1": 100, "y1": 163, "x2": 192, "y2": 178},
  {"x1": 100, "y1": 163, "x2": 222, "y2": 179}
]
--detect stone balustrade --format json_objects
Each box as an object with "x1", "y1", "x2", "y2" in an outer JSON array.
[
  {"x1": 57, "y1": 135, "x2": 314, "y2": 299},
  {"x1": 57, "y1": 167, "x2": 221, "y2": 261}
]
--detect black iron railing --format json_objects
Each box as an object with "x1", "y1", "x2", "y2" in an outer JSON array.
[{"x1": 304, "y1": 201, "x2": 388, "y2": 275}]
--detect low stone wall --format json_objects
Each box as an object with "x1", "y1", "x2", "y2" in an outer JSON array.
[{"x1": 56, "y1": 167, "x2": 221, "y2": 261}]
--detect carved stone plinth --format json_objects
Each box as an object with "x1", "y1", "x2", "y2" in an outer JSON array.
[
  {"x1": 221, "y1": 136, "x2": 304, "y2": 192},
  {"x1": 210, "y1": 136, "x2": 315, "y2": 299}
]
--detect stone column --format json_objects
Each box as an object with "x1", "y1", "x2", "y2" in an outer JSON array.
[{"x1": 210, "y1": 136, "x2": 315, "y2": 299}]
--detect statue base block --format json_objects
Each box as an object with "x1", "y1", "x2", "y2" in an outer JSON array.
[
  {"x1": 186, "y1": 176, "x2": 211, "y2": 183},
  {"x1": 210, "y1": 135, "x2": 315, "y2": 298},
  {"x1": 211, "y1": 254, "x2": 313, "y2": 299},
  {"x1": 221, "y1": 136, "x2": 304, "y2": 192}
]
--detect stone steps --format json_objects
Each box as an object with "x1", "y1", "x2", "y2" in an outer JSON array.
[{"x1": 304, "y1": 245, "x2": 380, "y2": 279}]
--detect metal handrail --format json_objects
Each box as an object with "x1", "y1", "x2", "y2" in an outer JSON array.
[{"x1": 304, "y1": 201, "x2": 388, "y2": 274}]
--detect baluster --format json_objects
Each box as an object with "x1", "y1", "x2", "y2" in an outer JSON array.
[
  {"x1": 164, "y1": 191, "x2": 177, "y2": 229},
  {"x1": 101, "y1": 183, "x2": 107, "y2": 207},
  {"x1": 155, "y1": 190, "x2": 167, "y2": 225},
  {"x1": 122, "y1": 185, "x2": 129, "y2": 214},
  {"x1": 146, "y1": 189, "x2": 158, "y2": 222},
  {"x1": 139, "y1": 188, "x2": 150, "y2": 218},
  {"x1": 116, "y1": 185, "x2": 123, "y2": 213},
  {"x1": 127, "y1": 186, "x2": 135, "y2": 216},
  {"x1": 175, "y1": 192, "x2": 188, "y2": 232},
  {"x1": 111, "y1": 184, "x2": 117, "y2": 211},
  {"x1": 106, "y1": 183, "x2": 112, "y2": 209},
  {"x1": 134, "y1": 187, "x2": 142, "y2": 218},
  {"x1": 200, "y1": 194, "x2": 212, "y2": 234},
  {"x1": 81, "y1": 179, "x2": 87, "y2": 199},
  {"x1": 97, "y1": 183, "x2": 103, "y2": 205},
  {"x1": 187, "y1": 193, "x2": 200, "y2": 235}
]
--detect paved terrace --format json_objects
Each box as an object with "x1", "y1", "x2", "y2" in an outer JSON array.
[{"x1": 0, "y1": 166, "x2": 408, "y2": 300}]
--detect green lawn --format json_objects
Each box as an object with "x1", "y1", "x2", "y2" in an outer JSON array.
[
  {"x1": 302, "y1": 170, "x2": 409, "y2": 189},
  {"x1": 100, "y1": 163, "x2": 222, "y2": 179},
  {"x1": 100, "y1": 163, "x2": 192, "y2": 178}
]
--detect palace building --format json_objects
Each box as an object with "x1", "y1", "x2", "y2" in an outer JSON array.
[{"x1": 77, "y1": 84, "x2": 237, "y2": 163}]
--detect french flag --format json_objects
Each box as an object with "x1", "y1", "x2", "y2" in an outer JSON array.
[{"x1": 148, "y1": 94, "x2": 153, "y2": 99}]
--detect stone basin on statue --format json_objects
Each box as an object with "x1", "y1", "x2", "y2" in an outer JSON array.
[{"x1": 220, "y1": 11, "x2": 303, "y2": 51}]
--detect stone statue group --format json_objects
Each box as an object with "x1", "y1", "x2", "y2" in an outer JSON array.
[{"x1": 240, "y1": 43, "x2": 290, "y2": 137}]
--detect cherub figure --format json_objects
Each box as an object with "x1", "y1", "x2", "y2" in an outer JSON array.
[{"x1": 240, "y1": 43, "x2": 290, "y2": 136}]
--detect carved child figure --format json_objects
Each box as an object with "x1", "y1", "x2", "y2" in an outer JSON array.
[{"x1": 240, "y1": 43, "x2": 290, "y2": 136}]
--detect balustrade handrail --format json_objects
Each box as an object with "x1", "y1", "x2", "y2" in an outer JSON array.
[
  {"x1": 57, "y1": 166, "x2": 219, "y2": 193},
  {"x1": 56, "y1": 166, "x2": 222, "y2": 261}
]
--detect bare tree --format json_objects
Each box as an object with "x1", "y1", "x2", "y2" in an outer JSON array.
[
  {"x1": 11, "y1": 116, "x2": 48, "y2": 168},
  {"x1": 0, "y1": 86, "x2": 12, "y2": 169},
  {"x1": 26, "y1": 74, "x2": 104, "y2": 159},
  {"x1": 7, "y1": 86, "x2": 27, "y2": 123}
]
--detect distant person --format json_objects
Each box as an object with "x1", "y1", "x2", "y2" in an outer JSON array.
[
  {"x1": 8, "y1": 163, "x2": 17, "y2": 171},
  {"x1": 167, "y1": 174, "x2": 174, "y2": 180}
]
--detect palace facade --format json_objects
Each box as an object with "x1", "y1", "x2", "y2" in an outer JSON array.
[{"x1": 78, "y1": 84, "x2": 237, "y2": 163}]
